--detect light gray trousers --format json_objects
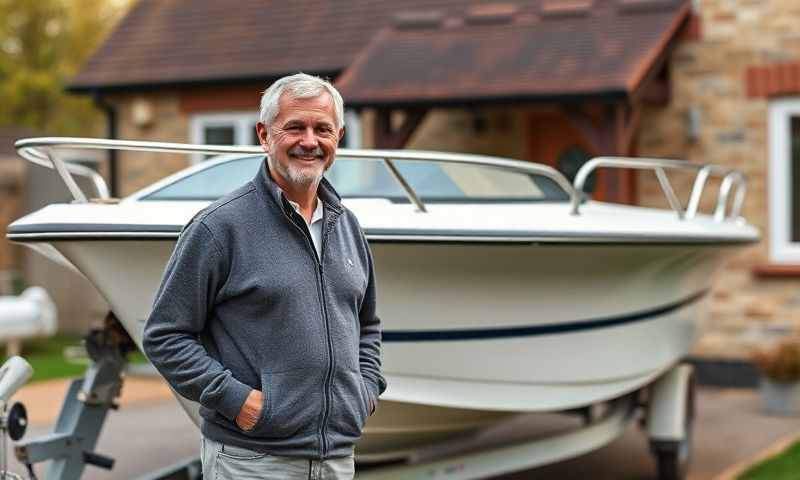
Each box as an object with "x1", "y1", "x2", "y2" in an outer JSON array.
[{"x1": 201, "y1": 436, "x2": 355, "y2": 480}]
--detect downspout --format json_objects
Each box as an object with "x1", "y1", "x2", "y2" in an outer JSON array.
[{"x1": 92, "y1": 93, "x2": 119, "y2": 197}]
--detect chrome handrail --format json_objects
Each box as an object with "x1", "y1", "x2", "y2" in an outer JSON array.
[
  {"x1": 571, "y1": 156, "x2": 747, "y2": 222},
  {"x1": 14, "y1": 137, "x2": 576, "y2": 211},
  {"x1": 17, "y1": 143, "x2": 112, "y2": 201}
]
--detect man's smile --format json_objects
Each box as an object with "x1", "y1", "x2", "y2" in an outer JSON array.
[
  {"x1": 287, "y1": 144, "x2": 326, "y2": 166},
  {"x1": 290, "y1": 153, "x2": 323, "y2": 161}
]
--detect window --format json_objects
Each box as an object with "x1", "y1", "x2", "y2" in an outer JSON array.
[
  {"x1": 141, "y1": 155, "x2": 569, "y2": 203},
  {"x1": 190, "y1": 112, "x2": 261, "y2": 163},
  {"x1": 768, "y1": 98, "x2": 800, "y2": 263},
  {"x1": 142, "y1": 156, "x2": 263, "y2": 201},
  {"x1": 190, "y1": 109, "x2": 362, "y2": 163},
  {"x1": 342, "y1": 110, "x2": 362, "y2": 149}
]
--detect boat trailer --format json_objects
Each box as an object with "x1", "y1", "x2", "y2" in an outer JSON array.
[{"x1": 1, "y1": 318, "x2": 696, "y2": 480}]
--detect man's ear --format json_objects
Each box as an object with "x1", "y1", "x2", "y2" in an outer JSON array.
[{"x1": 255, "y1": 122, "x2": 269, "y2": 150}]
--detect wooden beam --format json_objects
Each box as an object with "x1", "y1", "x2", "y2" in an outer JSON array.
[
  {"x1": 615, "y1": 103, "x2": 642, "y2": 156},
  {"x1": 637, "y1": 75, "x2": 671, "y2": 105},
  {"x1": 562, "y1": 103, "x2": 641, "y2": 204},
  {"x1": 374, "y1": 108, "x2": 427, "y2": 149}
]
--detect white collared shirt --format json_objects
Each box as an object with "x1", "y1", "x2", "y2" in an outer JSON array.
[{"x1": 288, "y1": 197, "x2": 324, "y2": 259}]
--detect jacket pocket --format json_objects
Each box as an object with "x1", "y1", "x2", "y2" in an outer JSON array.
[
  {"x1": 244, "y1": 368, "x2": 322, "y2": 439},
  {"x1": 328, "y1": 369, "x2": 369, "y2": 438}
]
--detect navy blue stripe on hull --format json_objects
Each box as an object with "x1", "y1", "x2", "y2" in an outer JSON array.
[{"x1": 382, "y1": 290, "x2": 708, "y2": 342}]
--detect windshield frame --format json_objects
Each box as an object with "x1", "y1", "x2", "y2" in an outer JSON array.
[{"x1": 125, "y1": 151, "x2": 572, "y2": 204}]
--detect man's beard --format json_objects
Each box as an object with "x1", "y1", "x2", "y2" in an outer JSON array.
[{"x1": 271, "y1": 145, "x2": 329, "y2": 188}]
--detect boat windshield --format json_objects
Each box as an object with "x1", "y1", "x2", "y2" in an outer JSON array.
[{"x1": 139, "y1": 155, "x2": 569, "y2": 202}]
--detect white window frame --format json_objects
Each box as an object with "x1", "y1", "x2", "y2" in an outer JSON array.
[
  {"x1": 343, "y1": 110, "x2": 362, "y2": 149},
  {"x1": 768, "y1": 98, "x2": 800, "y2": 263},
  {"x1": 189, "y1": 109, "x2": 361, "y2": 163},
  {"x1": 189, "y1": 111, "x2": 260, "y2": 163}
]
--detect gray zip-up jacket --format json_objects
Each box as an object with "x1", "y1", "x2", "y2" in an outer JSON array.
[{"x1": 143, "y1": 159, "x2": 385, "y2": 459}]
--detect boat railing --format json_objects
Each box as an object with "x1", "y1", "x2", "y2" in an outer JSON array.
[
  {"x1": 15, "y1": 137, "x2": 746, "y2": 222},
  {"x1": 571, "y1": 157, "x2": 746, "y2": 222},
  {"x1": 13, "y1": 137, "x2": 575, "y2": 212}
]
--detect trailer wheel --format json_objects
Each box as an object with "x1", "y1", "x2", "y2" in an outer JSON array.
[{"x1": 651, "y1": 370, "x2": 696, "y2": 480}]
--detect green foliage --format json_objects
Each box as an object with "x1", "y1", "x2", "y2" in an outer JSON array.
[
  {"x1": 752, "y1": 338, "x2": 800, "y2": 382},
  {"x1": 0, "y1": 0, "x2": 132, "y2": 135},
  {"x1": 739, "y1": 439, "x2": 800, "y2": 480},
  {"x1": 4, "y1": 335, "x2": 86, "y2": 383},
  {"x1": 2, "y1": 334, "x2": 148, "y2": 383}
]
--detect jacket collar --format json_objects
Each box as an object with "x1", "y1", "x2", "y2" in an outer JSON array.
[{"x1": 255, "y1": 156, "x2": 343, "y2": 215}]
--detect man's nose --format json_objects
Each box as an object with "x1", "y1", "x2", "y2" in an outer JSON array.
[{"x1": 299, "y1": 127, "x2": 318, "y2": 148}]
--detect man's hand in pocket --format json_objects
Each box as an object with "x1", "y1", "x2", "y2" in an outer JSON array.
[{"x1": 235, "y1": 389, "x2": 264, "y2": 431}]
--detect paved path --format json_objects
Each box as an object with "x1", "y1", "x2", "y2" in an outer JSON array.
[
  {"x1": 500, "y1": 388, "x2": 800, "y2": 479},
  {"x1": 4, "y1": 381, "x2": 800, "y2": 479}
]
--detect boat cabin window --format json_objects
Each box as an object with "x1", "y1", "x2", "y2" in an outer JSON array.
[
  {"x1": 139, "y1": 155, "x2": 569, "y2": 202},
  {"x1": 326, "y1": 158, "x2": 569, "y2": 202},
  {"x1": 141, "y1": 156, "x2": 263, "y2": 201}
]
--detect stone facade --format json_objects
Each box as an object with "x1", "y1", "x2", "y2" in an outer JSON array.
[
  {"x1": 110, "y1": 92, "x2": 192, "y2": 196},
  {"x1": 637, "y1": 0, "x2": 800, "y2": 358}
]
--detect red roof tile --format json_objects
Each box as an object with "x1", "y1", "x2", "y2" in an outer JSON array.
[
  {"x1": 71, "y1": 0, "x2": 483, "y2": 91},
  {"x1": 71, "y1": 0, "x2": 690, "y2": 105},
  {"x1": 337, "y1": 0, "x2": 690, "y2": 106}
]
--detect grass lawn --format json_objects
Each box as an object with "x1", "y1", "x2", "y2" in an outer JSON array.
[
  {"x1": 738, "y1": 439, "x2": 800, "y2": 480},
  {"x1": 2, "y1": 335, "x2": 148, "y2": 384}
]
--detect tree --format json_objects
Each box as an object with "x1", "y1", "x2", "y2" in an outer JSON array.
[{"x1": 0, "y1": 0, "x2": 132, "y2": 135}]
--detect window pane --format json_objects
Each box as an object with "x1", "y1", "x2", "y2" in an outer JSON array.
[
  {"x1": 143, "y1": 156, "x2": 262, "y2": 200},
  {"x1": 204, "y1": 126, "x2": 235, "y2": 145},
  {"x1": 792, "y1": 117, "x2": 800, "y2": 241},
  {"x1": 201, "y1": 126, "x2": 236, "y2": 161},
  {"x1": 325, "y1": 158, "x2": 404, "y2": 198},
  {"x1": 251, "y1": 125, "x2": 261, "y2": 145},
  {"x1": 325, "y1": 157, "x2": 568, "y2": 202},
  {"x1": 144, "y1": 155, "x2": 569, "y2": 203}
]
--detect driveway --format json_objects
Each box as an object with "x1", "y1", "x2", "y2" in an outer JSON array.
[{"x1": 4, "y1": 385, "x2": 799, "y2": 479}]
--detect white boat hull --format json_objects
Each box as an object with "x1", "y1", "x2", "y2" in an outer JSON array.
[{"x1": 25, "y1": 238, "x2": 728, "y2": 460}]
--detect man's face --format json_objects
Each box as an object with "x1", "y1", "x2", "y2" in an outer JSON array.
[{"x1": 256, "y1": 92, "x2": 344, "y2": 190}]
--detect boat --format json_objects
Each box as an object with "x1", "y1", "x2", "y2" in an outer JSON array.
[{"x1": 6, "y1": 137, "x2": 758, "y2": 477}]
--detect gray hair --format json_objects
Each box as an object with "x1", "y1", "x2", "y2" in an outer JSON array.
[{"x1": 259, "y1": 73, "x2": 345, "y2": 130}]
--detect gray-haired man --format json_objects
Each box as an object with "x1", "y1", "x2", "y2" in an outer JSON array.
[{"x1": 143, "y1": 73, "x2": 386, "y2": 479}]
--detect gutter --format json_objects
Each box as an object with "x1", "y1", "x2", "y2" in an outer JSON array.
[{"x1": 92, "y1": 93, "x2": 119, "y2": 197}]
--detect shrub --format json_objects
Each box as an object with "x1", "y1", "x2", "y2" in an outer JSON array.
[{"x1": 752, "y1": 338, "x2": 800, "y2": 383}]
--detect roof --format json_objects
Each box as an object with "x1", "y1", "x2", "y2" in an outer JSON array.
[
  {"x1": 70, "y1": 0, "x2": 482, "y2": 92},
  {"x1": 71, "y1": 0, "x2": 690, "y2": 105},
  {"x1": 337, "y1": 0, "x2": 691, "y2": 107}
]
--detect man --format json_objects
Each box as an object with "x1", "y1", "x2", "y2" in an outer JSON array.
[{"x1": 143, "y1": 73, "x2": 385, "y2": 480}]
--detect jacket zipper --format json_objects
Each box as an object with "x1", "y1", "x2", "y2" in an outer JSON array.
[{"x1": 285, "y1": 207, "x2": 335, "y2": 459}]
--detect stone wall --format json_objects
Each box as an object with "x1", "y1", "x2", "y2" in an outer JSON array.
[
  {"x1": 637, "y1": 0, "x2": 800, "y2": 358},
  {"x1": 405, "y1": 109, "x2": 530, "y2": 161},
  {"x1": 110, "y1": 92, "x2": 192, "y2": 196}
]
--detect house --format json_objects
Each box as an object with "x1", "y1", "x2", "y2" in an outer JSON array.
[{"x1": 67, "y1": 0, "x2": 800, "y2": 375}]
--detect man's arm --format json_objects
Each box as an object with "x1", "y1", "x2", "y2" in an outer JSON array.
[
  {"x1": 142, "y1": 220, "x2": 252, "y2": 422},
  {"x1": 358, "y1": 245, "x2": 386, "y2": 414}
]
